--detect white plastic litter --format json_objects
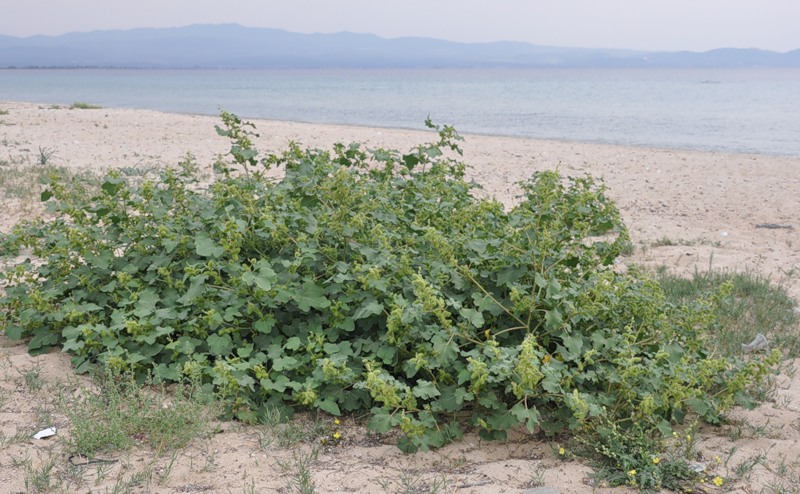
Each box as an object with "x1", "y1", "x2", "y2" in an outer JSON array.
[
  {"x1": 33, "y1": 427, "x2": 57, "y2": 440},
  {"x1": 688, "y1": 463, "x2": 706, "y2": 473}
]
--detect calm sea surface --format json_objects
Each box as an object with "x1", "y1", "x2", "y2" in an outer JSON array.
[{"x1": 2, "y1": 68, "x2": 798, "y2": 156}]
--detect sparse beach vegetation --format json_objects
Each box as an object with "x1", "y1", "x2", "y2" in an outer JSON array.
[
  {"x1": 36, "y1": 145, "x2": 57, "y2": 165},
  {"x1": 69, "y1": 101, "x2": 102, "y2": 110}
]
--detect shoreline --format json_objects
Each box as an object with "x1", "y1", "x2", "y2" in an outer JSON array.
[
  {"x1": 4, "y1": 98, "x2": 797, "y2": 160},
  {"x1": 2, "y1": 99, "x2": 800, "y2": 299},
  {"x1": 4, "y1": 71, "x2": 799, "y2": 158}
]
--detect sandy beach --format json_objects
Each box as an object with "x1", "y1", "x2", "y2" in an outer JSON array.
[{"x1": 2, "y1": 99, "x2": 800, "y2": 493}]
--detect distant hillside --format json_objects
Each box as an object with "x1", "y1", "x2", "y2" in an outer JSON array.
[{"x1": 0, "y1": 24, "x2": 798, "y2": 69}]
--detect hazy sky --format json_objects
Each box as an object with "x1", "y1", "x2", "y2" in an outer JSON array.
[{"x1": 3, "y1": 0, "x2": 798, "y2": 52}]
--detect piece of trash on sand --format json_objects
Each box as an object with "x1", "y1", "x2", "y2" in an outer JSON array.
[
  {"x1": 33, "y1": 427, "x2": 57, "y2": 440},
  {"x1": 742, "y1": 333, "x2": 769, "y2": 353},
  {"x1": 688, "y1": 463, "x2": 706, "y2": 473}
]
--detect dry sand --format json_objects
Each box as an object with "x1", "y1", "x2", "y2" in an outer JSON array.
[{"x1": 1, "y1": 100, "x2": 799, "y2": 493}]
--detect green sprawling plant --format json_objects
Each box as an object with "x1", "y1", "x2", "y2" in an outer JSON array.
[{"x1": 0, "y1": 113, "x2": 780, "y2": 483}]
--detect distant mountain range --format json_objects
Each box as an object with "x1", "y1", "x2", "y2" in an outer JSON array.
[{"x1": 1, "y1": 24, "x2": 798, "y2": 69}]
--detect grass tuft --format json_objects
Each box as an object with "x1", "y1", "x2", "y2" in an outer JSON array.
[
  {"x1": 37, "y1": 146, "x2": 57, "y2": 165},
  {"x1": 654, "y1": 268, "x2": 800, "y2": 358},
  {"x1": 70, "y1": 102, "x2": 102, "y2": 110},
  {"x1": 58, "y1": 369, "x2": 220, "y2": 456}
]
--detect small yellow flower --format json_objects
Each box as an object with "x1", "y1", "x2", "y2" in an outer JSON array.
[
  {"x1": 558, "y1": 447, "x2": 565, "y2": 456},
  {"x1": 334, "y1": 418, "x2": 340, "y2": 425},
  {"x1": 628, "y1": 469, "x2": 637, "y2": 476},
  {"x1": 715, "y1": 456, "x2": 721, "y2": 464},
  {"x1": 333, "y1": 431, "x2": 342, "y2": 440},
  {"x1": 652, "y1": 456, "x2": 660, "y2": 465},
  {"x1": 686, "y1": 434, "x2": 692, "y2": 441},
  {"x1": 713, "y1": 476, "x2": 723, "y2": 487}
]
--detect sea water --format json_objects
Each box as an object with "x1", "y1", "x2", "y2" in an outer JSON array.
[{"x1": 1, "y1": 67, "x2": 798, "y2": 156}]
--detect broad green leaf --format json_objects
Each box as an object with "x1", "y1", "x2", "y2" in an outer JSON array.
[
  {"x1": 337, "y1": 317, "x2": 355, "y2": 332},
  {"x1": 432, "y1": 385, "x2": 459, "y2": 412},
  {"x1": 165, "y1": 336, "x2": 201, "y2": 355},
  {"x1": 471, "y1": 292, "x2": 504, "y2": 316},
  {"x1": 401, "y1": 153, "x2": 419, "y2": 170},
  {"x1": 547, "y1": 277, "x2": 563, "y2": 299},
  {"x1": 454, "y1": 387, "x2": 473, "y2": 405},
  {"x1": 253, "y1": 317, "x2": 275, "y2": 334},
  {"x1": 101, "y1": 178, "x2": 123, "y2": 197},
  {"x1": 353, "y1": 300, "x2": 383, "y2": 320},
  {"x1": 544, "y1": 308, "x2": 563, "y2": 331},
  {"x1": 562, "y1": 333, "x2": 583, "y2": 356},
  {"x1": 464, "y1": 239, "x2": 488, "y2": 254},
  {"x1": 207, "y1": 334, "x2": 233, "y2": 356},
  {"x1": 28, "y1": 331, "x2": 61, "y2": 354},
  {"x1": 322, "y1": 342, "x2": 340, "y2": 354},
  {"x1": 367, "y1": 407, "x2": 399, "y2": 433},
  {"x1": 127, "y1": 352, "x2": 148, "y2": 363},
  {"x1": 686, "y1": 397, "x2": 711, "y2": 417},
  {"x1": 100, "y1": 280, "x2": 117, "y2": 293},
  {"x1": 134, "y1": 289, "x2": 160, "y2": 317},
  {"x1": 376, "y1": 345, "x2": 396, "y2": 364},
  {"x1": 431, "y1": 333, "x2": 458, "y2": 365},
  {"x1": 272, "y1": 356, "x2": 299, "y2": 371},
  {"x1": 162, "y1": 238, "x2": 179, "y2": 253},
  {"x1": 140, "y1": 325, "x2": 174, "y2": 345},
  {"x1": 496, "y1": 266, "x2": 525, "y2": 286},
  {"x1": 486, "y1": 407, "x2": 517, "y2": 431},
  {"x1": 85, "y1": 252, "x2": 112, "y2": 270},
  {"x1": 316, "y1": 397, "x2": 341, "y2": 416},
  {"x1": 237, "y1": 343, "x2": 254, "y2": 358},
  {"x1": 412, "y1": 380, "x2": 441, "y2": 400},
  {"x1": 510, "y1": 402, "x2": 541, "y2": 433},
  {"x1": 178, "y1": 274, "x2": 206, "y2": 305},
  {"x1": 242, "y1": 260, "x2": 277, "y2": 291},
  {"x1": 261, "y1": 374, "x2": 292, "y2": 393},
  {"x1": 541, "y1": 373, "x2": 562, "y2": 394},
  {"x1": 284, "y1": 336, "x2": 302, "y2": 350},
  {"x1": 154, "y1": 307, "x2": 179, "y2": 321},
  {"x1": 235, "y1": 373, "x2": 256, "y2": 390},
  {"x1": 61, "y1": 338, "x2": 85, "y2": 353},
  {"x1": 195, "y1": 234, "x2": 224, "y2": 258},
  {"x1": 459, "y1": 307, "x2": 485, "y2": 328},
  {"x1": 293, "y1": 279, "x2": 330, "y2": 312},
  {"x1": 153, "y1": 363, "x2": 181, "y2": 382},
  {"x1": 4, "y1": 325, "x2": 24, "y2": 340}
]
